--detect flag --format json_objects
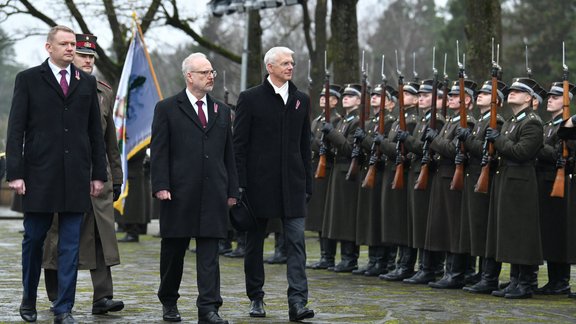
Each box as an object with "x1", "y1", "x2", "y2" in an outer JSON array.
[{"x1": 113, "y1": 21, "x2": 162, "y2": 214}]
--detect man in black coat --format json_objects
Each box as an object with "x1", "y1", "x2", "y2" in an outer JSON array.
[
  {"x1": 151, "y1": 53, "x2": 239, "y2": 324},
  {"x1": 6, "y1": 25, "x2": 107, "y2": 324},
  {"x1": 233, "y1": 46, "x2": 314, "y2": 322}
]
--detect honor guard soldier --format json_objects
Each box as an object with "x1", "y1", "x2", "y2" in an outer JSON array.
[
  {"x1": 403, "y1": 79, "x2": 446, "y2": 284},
  {"x1": 534, "y1": 82, "x2": 576, "y2": 296},
  {"x1": 425, "y1": 79, "x2": 477, "y2": 289},
  {"x1": 378, "y1": 81, "x2": 420, "y2": 281},
  {"x1": 486, "y1": 77, "x2": 544, "y2": 299},
  {"x1": 352, "y1": 84, "x2": 398, "y2": 276},
  {"x1": 307, "y1": 84, "x2": 343, "y2": 270},
  {"x1": 461, "y1": 80, "x2": 508, "y2": 294},
  {"x1": 321, "y1": 83, "x2": 362, "y2": 272}
]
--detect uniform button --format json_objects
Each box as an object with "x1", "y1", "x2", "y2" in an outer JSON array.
[
  {"x1": 205, "y1": 155, "x2": 209, "y2": 159},
  {"x1": 64, "y1": 128, "x2": 69, "y2": 132},
  {"x1": 64, "y1": 107, "x2": 68, "y2": 111},
  {"x1": 204, "y1": 135, "x2": 208, "y2": 140},
  {"x1": 65, "y1": 150, "x2": 69, "y2": 153}
]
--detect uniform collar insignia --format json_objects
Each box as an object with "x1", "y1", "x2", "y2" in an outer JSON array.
[{"x1": 452, "y1": 115, "x2": 461, "y2": 123}]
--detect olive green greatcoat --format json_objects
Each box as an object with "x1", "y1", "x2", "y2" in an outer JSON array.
[
  {"x1": 557, "y1": 124, "x2": 576, "y2": 263},
  {"x1": 485, "y1": 107, "x2": 544, "y2": 265},
  {"x1": 322, "y1": 110, "x2": 360, "y2": 242},
  {"x1": 404, "y1": 110, "x2": 445, "y2": 248},
  {"x1": 379, "y1": 106, "x2": 418, "y2": 246}
]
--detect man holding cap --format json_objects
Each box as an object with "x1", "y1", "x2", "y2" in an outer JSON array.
[{"x1": 42, "y1": 33, "x2": 125, "y2": 315}]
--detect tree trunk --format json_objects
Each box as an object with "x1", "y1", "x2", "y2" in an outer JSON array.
[
  {"x1": 464, "y1": 0, "x2": 501, "y2": 82},
  {"x1": 247, "y1": 10, "x2": 263, "y2": 89},
  {"x1": 330, "y1": 0, "x2": 360, "y2": 85}
]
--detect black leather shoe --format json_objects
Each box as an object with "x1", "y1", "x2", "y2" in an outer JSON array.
[
  {"x1": 403, "y1": 270, "x2": 436, "y2": 284},
  {"x1": 534, "y1": 282, "x2": 571, "y2": 295},
  {"x1": 19, "y1": 303, "x2": 37, "y2": 322},
  {"x1": 224, "y1": 247, "x2": 245, "y2": 258},
  {"x1": 249, "y1": 299, "x2": 266, "y2": 317},
  {"x1": 463, "y1": 279, "x2": 499, "y2": 294},
  {"x1": 162, "y1": 305, "x2": 181, "y2": 322},
  {"x1": 428, "y1": 276, "x2": 465, "y2": 289},
  {"x1": 289, "y1": 303, "x2": 314, "y2": 322},
  {"x1": 351, "y1": 264, "x2": 370, "y2": 275},
  {"x1": 379, "y1": 268, "x2": 414, "y2": 281},
  {"x1": 465, "y1": 272, "x2": 482, "y2": 286},
  {"x1": 92, "y1": 297, "x2": 125, "y2": 314},
  {"x1": 118, "y1": 233, "x2": 139, "y2": 243},
  {"x1": 505, "y1": 285, "x2": 534, "y2": 299},
  {"x1": 54, "y1": 312, "x2": 77, "y2": 324},
  {"x1": 198, "y1": 311, "x2": 228, "y2": 324},
  {"x1": 266, "y1": 253, "x2": 287, "y2": 264},
  {"x1": 364, "y1": 263, "x2": 387, "y2": 277},
  {"x1": 569, "y1": 292, "x2": 576, "y2": 298},
  {"x1": 333, "y1": 261, "x2": 358, "y2": 273},
  {"x1": 492, "y1": 281, "x2": 517, "y2": 297},
  {"x1": 306, "y1": 259, "x2": 334, "y2": 270}
]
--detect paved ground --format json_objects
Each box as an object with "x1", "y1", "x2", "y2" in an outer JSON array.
[{"x1": 1, "y1": 208, "x2": 576, "y2": 323}]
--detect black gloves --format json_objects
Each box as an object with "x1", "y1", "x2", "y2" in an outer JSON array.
[
  {"x1": 456, "y1": 126, "x2": 471, "y2": 142},
  {"x1": 306, "y1": 193, "x2": 311, "y2": 203},
  {"x1": 353, "y1": 128, "x2": 366, "y2": 141},
  {"x1": 556, "y1": 156, "x2": 566, "y2": 169},
  {"x1": 424, "y1": 127, "x2": 438, "y2": 142},
  {"x1": 321, "y1": 122, "x2": 334, "y2": 135},
  {"x1": 113, "y1": 184, "x2": 122, "y2": 202},
  {"x1": 368, "y1": 154, "x2": 378, "y2": 165},
  {"x1": 373, "y1": 134, "x2": 384, "y2": 146},
  {"x1": 485, "y1": 127, "x2": 500, "y2": 143},
  {"x1": 394, "y1": 130, "x2": 409, "y2": 143},
  {"x1": 421, "y1": 154, "x2": 431, "y2": 165},
  {"x1": 571, "y1": 114, "x2": 576, "y2": 125},
  {"x1": 455, "y1": 152, "x2": 465, "y2": 165}
]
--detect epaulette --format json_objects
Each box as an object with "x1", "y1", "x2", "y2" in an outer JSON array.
[{"x1": 97, "y1": 80, "x2": 112, "y2": 90}]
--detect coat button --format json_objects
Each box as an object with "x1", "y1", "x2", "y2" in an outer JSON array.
[
  {"x1": 65, "y1": 150, "x2": 69, "y2": 153},
  {"x1": 205, "y1": 155, "x2": 209, "y2": 159},
  {"x1": 64, "y1": 128, "x2": 68, "y2": 132}
]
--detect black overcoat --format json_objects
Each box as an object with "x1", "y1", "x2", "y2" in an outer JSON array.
[
  {"x1": 151, "y1": 91, "x2": 239, "y2": 238},
  {"x1": 6, "y1": 59, "x2": 107, "y2": 212},
  {"x1": 233, "y1": 79, "x2": 312, "y2": 219}
]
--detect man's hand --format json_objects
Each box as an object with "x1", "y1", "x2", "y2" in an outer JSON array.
[
  {"x1": 306, "y1": 193, "x2": 311, "y2": 203},
  {"x1": 155, "y1": 190, "x2": 172, "y2": 200},
  {"x1": 113, "y1": 184, "x2": 122, "y2": 202},
  {"x1": 394, "y1": 130, "x2": 409, "y2": 143},
  {"x1": 9, "y1": 179, "x2": 26, "y2": 195},
  {"x1": 373, "y1": 134, "x2": 384, "y2": 146},
  {"x1": 321, "y1": 122, "x2": 334, "y2": 135},
  {"x1": 485, "y1": 127, "x2": 500, "y2": 143},
  {"x1": 90, "y1": 180, "x2": 104, "y2": 197},
  {"x1": 424, "y1": 127, "x2": 438, "y2": 141},
  {"x1": 227, "y1": 197, "x2": 237, "y2": 207},
  {"x1": 456, "y1": 126, "x2": 471, "y2": 141},
  {"x1": 353, "y1": 128, "x2": 366, "y2": 141}
]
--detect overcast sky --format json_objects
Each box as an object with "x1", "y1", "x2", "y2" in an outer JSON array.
[{"x1": 3, "y1": 0, "x2": 448, "y2": 68}]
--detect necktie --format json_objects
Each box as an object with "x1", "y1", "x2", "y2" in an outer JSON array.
[
  {"x1": 59, "y1": 70, "x2": 69, "y2": 96},
  {"x1": 196, "y1": 100, "x2": 207, "y2": 128}
]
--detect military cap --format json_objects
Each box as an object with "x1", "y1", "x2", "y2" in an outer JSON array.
[
  {"x1": 477, "y1": 80, "x2": 509, "y2": 103},
  {"x1": 403, "y1": 81, "x2": 420, "y2": 95},
  {"x1": 533, "y1": 82, "x2": 547, "y2": 105},
  {"x1": 508, "y1": 78, "x2": 539, "y2": 96},
  {"x1": 320, "y1": 84, "x2": 343, "y2": 99},
  {"x1": 371, "y1": 83, "x2": 383, "y2": 96},
  {"x1": 75, "y1": 33, "x2": 97, "y2": 55},
  {"x1": 448, "y1": 80, "x2": 477, "y2": 98},
  {"x1": 548, "y1": 81, "x2": 576, "y2": 100},
  {"x1": 386, "y1": 85, "x2": 399, "y2": 102},
  {"x1": 418, "y1": 79, "x2": 440, "y2": 94},
  {"x1": 342, "y1": 83, "x2": 362, "y2": 97}
]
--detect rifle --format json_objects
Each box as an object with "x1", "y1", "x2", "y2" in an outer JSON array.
[
  {"x1": 223, "y1": 70, "x2": 229, "y2": 106},
  {"x1": 475, "y1": 39, "x2": 501, "y2": 194},
  {"x1": 450, "y1": 41, "x2": 467, "y2": 191},
  {"x1": 441, "y1": 53, "x2": 449, "y2": 118},
  {"x1": 392, "y1": 50, "x2": 406, "y2": 189},
  {"x1": 315, "y1": 51, "x2": 330, "y2": 179},
  {"x1": 346, "y1": 51, "x2": 368, "y2": 180},
  {"x1": 551, "y1": 42, "x2": 570, "y2": 198},
  {"x1": 362, "y1": 55, "x2": 387, "y2": 189},
  {"x1": 414, "y1": 47, "x2": 438, "y2": 190}
]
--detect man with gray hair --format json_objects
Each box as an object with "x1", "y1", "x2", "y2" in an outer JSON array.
[
  {"x1": 233, "y1": 46, "x2": 314, "y2": 322},
  {"x1": 151, "y1": 52, "x2": 239, "y2": 324}
]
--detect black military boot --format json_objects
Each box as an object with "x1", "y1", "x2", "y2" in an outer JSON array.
[
  {"x1": 224, "y1": 232, "x2": 246, "y2": 258},
  {"x1": 429, "y1": 253, "x2": 467, "y2": 289},
  {"x1": 364, "y1": 246, "x2": 388, "y2": 277},
  {"x1": 465, "y1": 255, "x2": 482, "y2": 285},
  {"x1": 404, "y1": 250, "x2": 438, "y2": 284},
  {"x1": 492, "y1": 264, "x2": 519, "y2": 297},
  {"x1": 218, "y1": 237, "x2": 233, "y2": 255},
  {"x1": 385, "y1": 245, "x2": 398, "y2": 273},
  {"x1": 464, "y1": 258, "x2": 501, "y2": 294},
  {"x1": 352, "y1": 246, "x2": 378, "y2": 275},
  {"x1": 266, "y1": 232, "x2": 287, "y2": 264},
  {"x1": 307, "y1": 238, "x2": 336, "y2": 269},
  {"x1": 535, "y1": 262, "x2": 571, "y2": 295},
  {"x1": 333, "y1": 241, "x2": 359, "y2": 272},
  {"x1": 379, "y1": 246, "x2": 416, "y2": 281},
  {"x1": 505, "y1": 264, "x2": 538, "y2": 299}
]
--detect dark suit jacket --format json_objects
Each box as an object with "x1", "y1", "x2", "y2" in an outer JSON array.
[
  {"x1": 233, "y1": 78, "x2": 312, "y2": 219},
  {"x1": 6, "y1": 59, "x2": 107, "y2": 213},
  {"x1": 151, "y1": 90, "x2": 239, "y2": 238}
]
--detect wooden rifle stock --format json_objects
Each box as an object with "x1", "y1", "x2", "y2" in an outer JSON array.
[
  {"x1": 414, "y1": 163, "x2": 429, "y2": 190},
  {"x1": 449, "y1": 69, "x2": 467, "y2": 191},
  {"x1": 346, "y1": 70, "x2": 368, "y2": 181},
  {"x1": 550, "y1": 75, "x2": 570, "y2": 197},
  {"x1": 314, "y1": 72, "x2": 332, "y2": 179},
  {"x1": 392, "y1": 79, "x2": 406, "y2": 189}
]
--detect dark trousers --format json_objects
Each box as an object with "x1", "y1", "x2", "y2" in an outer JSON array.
[
  {"x1": 245, "y1": 217, "x2": 308, "y2": 306},
  {"x1": 22, "y1": 212, "x2": 83, "y2": 315},
  {"x1": 157, "y1": 237, "x2": 222, "y2": 316},
  {"x1": 45, "y1": 220, "x2": 114, "y2": 302}
]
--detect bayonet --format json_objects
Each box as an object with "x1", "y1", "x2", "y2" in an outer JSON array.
[{"x1": 413, "y1": 52, "x2": 419, "y2": 82}]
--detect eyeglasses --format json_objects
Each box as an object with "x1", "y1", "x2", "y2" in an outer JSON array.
[
  {"x1": 275, "y1": 61, "x2": 295, "y2": 68},
  {"x1": 189, "y1": 70, "x2": 218, "y2": 77}
]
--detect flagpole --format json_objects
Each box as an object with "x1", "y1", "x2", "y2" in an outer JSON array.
[{"x1": 133, "y1": 13, "x2": 164, "y2": 100}]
